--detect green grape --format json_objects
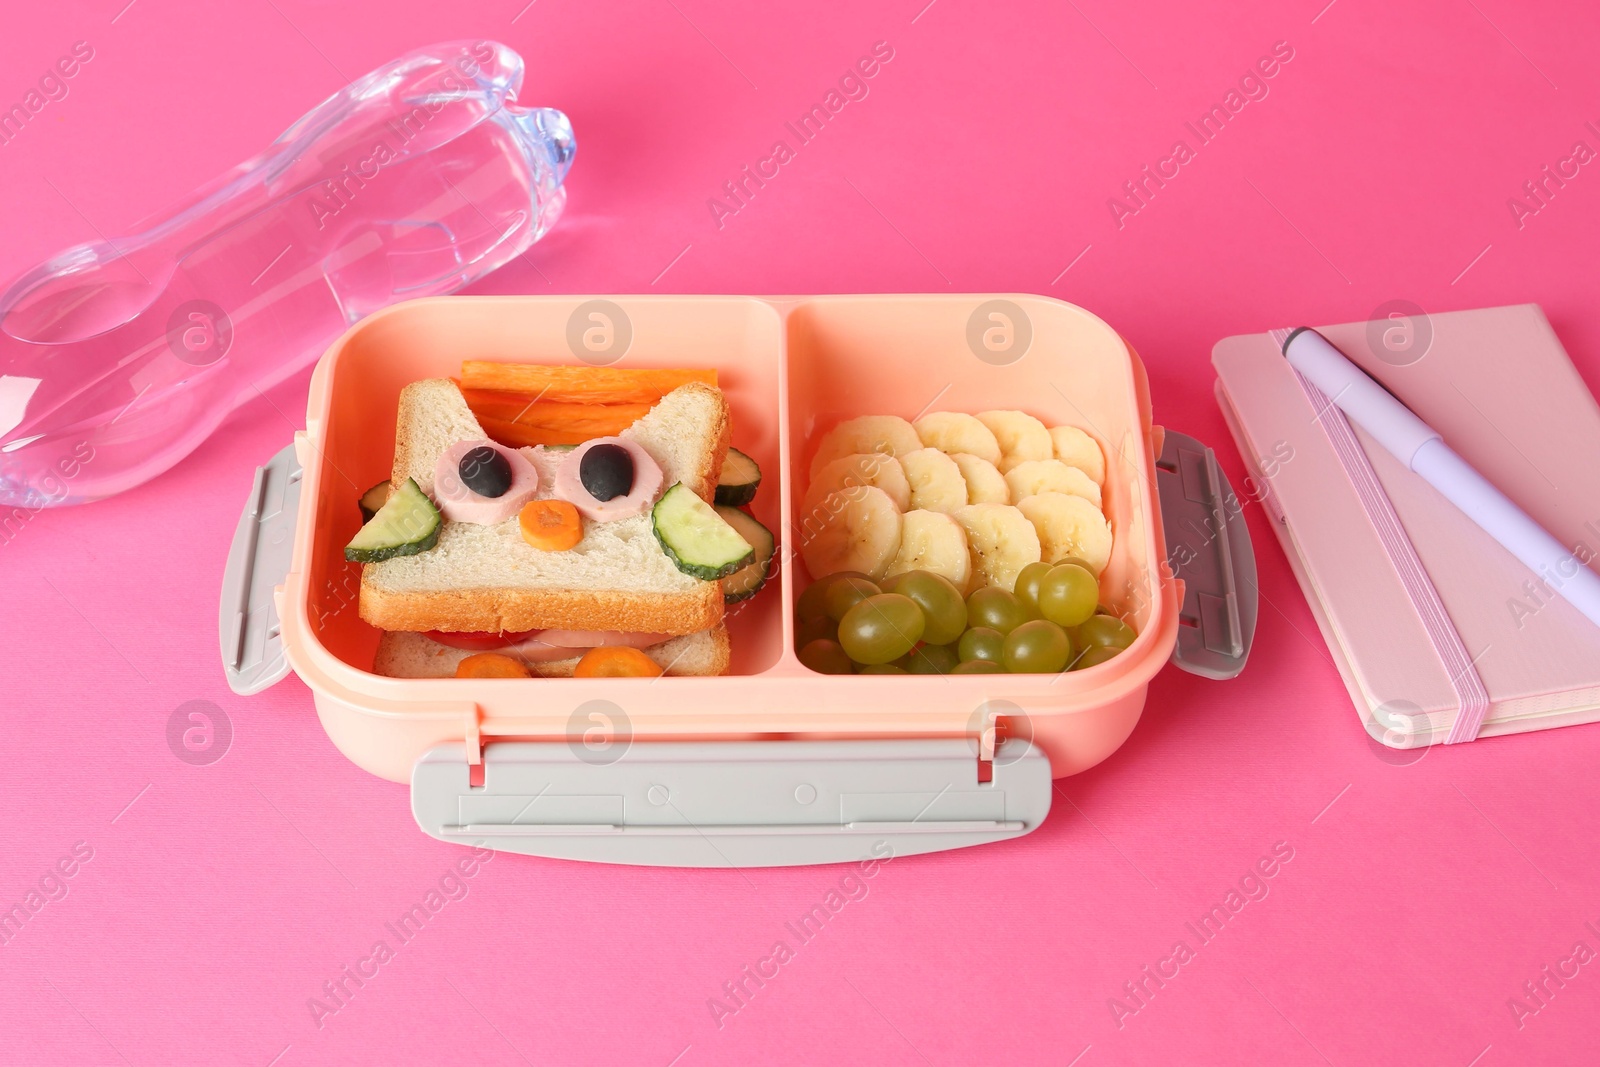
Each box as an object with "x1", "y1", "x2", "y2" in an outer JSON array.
[
  {"x1": 902, "y1": 643, "x2": 959, "y2": 674},
  {"x1": 1037, "y1": 563, "x2": 1099, "y2": 628},
  {"x1": 838, "y1": 593, "x2": 926, "y2": 664},
  {"x1": 824, "y1": 576, "x2": 882, "y2": 622},
  {"x1": 951, "y1": 659, "x2": 1006, "y2": 674},
  {"x1": 798, "y1": 639, "x2": 853, "y2": 674},
  {"x1": 796, "y1": 571, "x2": 867, "y2": 622},
  {"x1": 1071, "y1": 645, "x2": 1123, "y2": 670},
  {"x1": 966, "y1": 587, "x2": 1028, "y2": 634},
  {"x1": 1002, "y1": 619, "x2": 1072, "y2": 673},
  {"x1": 883, "y1": 570, "x2": 968, "y2": 645},
  {"x1": 957, "y1": 626, "x2": 1006, "y2": 663},
  {"x1": 1073, "y1": 614, "x2": 1137, "y2": 650},
  {"x1": 858, "y1": 663, "x2": 908, "y2": 675},
  {"x1": 795, "y1": 611, "x2": 838, "y2": 649},
  {"x1": 1013, "y1": 561, "x2": 1054, "y2": 618},
  {"x1": 1056, "y1": 556, "x2": 1094, "y2": 572}
]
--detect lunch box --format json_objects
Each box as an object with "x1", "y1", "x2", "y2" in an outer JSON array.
[{"x1": 223, "y1": 294, "x2": 1257, "y2": 867}]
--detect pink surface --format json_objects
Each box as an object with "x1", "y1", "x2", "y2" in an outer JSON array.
[{"x1": 3, "y1": 1, "x2": 1599, "y2": 1064}]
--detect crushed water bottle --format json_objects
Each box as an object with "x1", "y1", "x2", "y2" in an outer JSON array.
[{"x1": 0, "y1": 40, "x2": 574, "y2": 508}]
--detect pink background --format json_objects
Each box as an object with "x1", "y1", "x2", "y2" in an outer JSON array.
[{"x1": 4, "y1": 0, "x2": 1600, "y2": 1064}]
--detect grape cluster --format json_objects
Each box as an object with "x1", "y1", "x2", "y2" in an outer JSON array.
[{"x1": 794, "y1": 560, "x2": 1137, "y2": 675}]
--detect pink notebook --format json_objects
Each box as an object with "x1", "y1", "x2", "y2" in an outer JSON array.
[{"x1": 1213, "y1": 304, "x2": 1600, "y2": 747}]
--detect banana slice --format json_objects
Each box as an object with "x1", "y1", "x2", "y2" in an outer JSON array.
[
  {"x1": 953, "y1": 504, "x2": 1042, "y2": 592},
  {"x1": 809, "y1": 416, "x2": 922, "y2": 480},
  {"x1": 913, "y1": 412, "x2": 1002, "y2": 466},
  {"x1": 884, "y1": 509, "x2": 972, "y2": 589},
  {"x1": 1016, "y1": 492, "x2": 1113, "y2": 575},
  {"x1": 805, "y1": 452, "x2": 912, "y2": 514},
  {"x1": 976, "y1": 410, "x2": 1053, "y2": 473},
  {"x1": 900, "y1": 448, "x2": 968, "y2": 514},
  {"x1": 949, "y1": 453, "x2": 1010, "y2": 505},
  {"x1": 1004, "y1": 459, "x2": 1102, "y2": 509},
  {"x1": 798, "y1": 485, "x2": 903, "y2": 581},
  {"x1": 1050, "y1": 425, "x2": 1106, "y2": 485}
]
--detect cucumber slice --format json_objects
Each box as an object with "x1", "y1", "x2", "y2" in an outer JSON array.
[
  {"x1": 716, "y1": 506, "x2": 775, "y2": 603},
  {"x1": 652, "y1": 483, "x2": 754, "y2": 580},
  {"x1": 345, "y1": 478, "x2": 441, "y2": 563},
  {"x1": 714, "y1": 448, "x2": 762, "y2": 507},
  {"x1": 358, "y1": 480, "x2": 393, "y2": 522}
]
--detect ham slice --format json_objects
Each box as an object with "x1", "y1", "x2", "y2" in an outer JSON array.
[
  {"x1": 499, "y1": 636, "x2": 589, "y2": 663},
  {"x1": 421, "y1": 628, "x2": 676, "y2": 663},
  {"x1": 553, "y1": 437, "x2": 665, "y2": 522},
  {"x1": 433, "y1": 439, "x2": 539, "y2": 524}
]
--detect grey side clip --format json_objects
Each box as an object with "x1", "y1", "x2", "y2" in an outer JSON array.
[
  {"x1": 1155, "y1": 429, "x2": 1258, "y2": 679},
  {"x1": 221, "y1": 443, "x2": 302, "y2": 695}
]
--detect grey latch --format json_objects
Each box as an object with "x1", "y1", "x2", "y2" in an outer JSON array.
[
  {"x1": 1155, "y1": 429, "x2": 1258, "y2": 680},
  {"x1": 221, "y1": 442, "x2": 303, "y2": 695},
  {"x1": 412, "y1": 738, "x2": 1053, "y2": 867}
]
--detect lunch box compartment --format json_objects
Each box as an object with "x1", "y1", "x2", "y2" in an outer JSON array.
[
  {"x1": 300, "y1": 296, "x2": 789, "y2": 679},
  {"x1": 785, "y1": 295, "x2": 1163, "y2": 636},
  {"x1": 229, "y1": 294, "x2": 1255, "y2": 866}
]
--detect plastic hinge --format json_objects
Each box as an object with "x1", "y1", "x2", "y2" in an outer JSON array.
[
  {"x1": 221, "y1": 442, "x2": 303, "y2": 695},
  {"x1": 1154, "y1": 429, "x2": 1258, "y2": 680},
  {"x1": 411, "y1": 738, "x2": 1053, "y2": 867}
]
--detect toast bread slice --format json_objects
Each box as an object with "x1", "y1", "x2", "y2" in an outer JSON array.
[
  {"x1": 359, "y1": 379, "x2": 731, "y2": 634},
  {"x1": 373, "y1": 626, "x2": 731, "y2": 678}
]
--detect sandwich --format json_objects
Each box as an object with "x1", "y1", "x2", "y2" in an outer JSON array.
[{"x1": 346, "y1": 367, "x2": 773, "y2": 678}]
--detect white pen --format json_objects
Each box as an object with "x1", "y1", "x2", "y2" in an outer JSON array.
[{"x1": 1281, "y1": 326, "x2": 1600, "y2": 631}]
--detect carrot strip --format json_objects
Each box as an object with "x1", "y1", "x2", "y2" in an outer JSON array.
[
  {"x1": 460, "y1": 362, "x2": 717, "y2": 404},
  {"x1": 461, "y1": 390, "x2": 653, "y2": 427},
  {"x1": 478, "y1": 416, "x2": 594, "y2": 448}
]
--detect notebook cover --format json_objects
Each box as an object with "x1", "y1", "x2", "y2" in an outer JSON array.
[{"x1": 1213, "y1": 304, "x2": 1600, "y2": 744}]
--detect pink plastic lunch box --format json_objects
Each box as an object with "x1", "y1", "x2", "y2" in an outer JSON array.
[{"x1": 224, "y1": 294, "x2": 1256, "y2": 867}]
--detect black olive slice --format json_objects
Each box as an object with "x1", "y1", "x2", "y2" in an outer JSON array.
[
  {"x1": 579, "y1": 443, "x2": 635, "y2": 502},
  {"x1": 459, "y1": 445, "x2": 513, "y2": 498}
]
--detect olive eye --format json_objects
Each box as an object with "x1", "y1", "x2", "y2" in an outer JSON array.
[
  {"x1": 459, "y1": 445, "x2": 513, "y2": 498},
  {"x1": 578, "y1": 443, "x2": 635, "y2": 502}
]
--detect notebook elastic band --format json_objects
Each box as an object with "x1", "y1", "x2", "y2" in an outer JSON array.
[{"x1": 1292, "y1": 367, "x2": 1491, "y2": 744}]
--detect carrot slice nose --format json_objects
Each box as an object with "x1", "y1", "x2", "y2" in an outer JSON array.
[{"x1": 519, "y1": 499, "x2": 583, "y2": 551}]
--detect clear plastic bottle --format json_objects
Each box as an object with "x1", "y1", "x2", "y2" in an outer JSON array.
[{"x1": 0, "y1": 40, "x2": 573, "y2": 508}]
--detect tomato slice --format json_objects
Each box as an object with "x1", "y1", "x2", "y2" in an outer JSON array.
[
  {"x1": 536, "y1": 630, "x2": 671, "y2": 649},
  {"x1": 423, "y1": 629, "x2": 539, "y2": 651}
]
